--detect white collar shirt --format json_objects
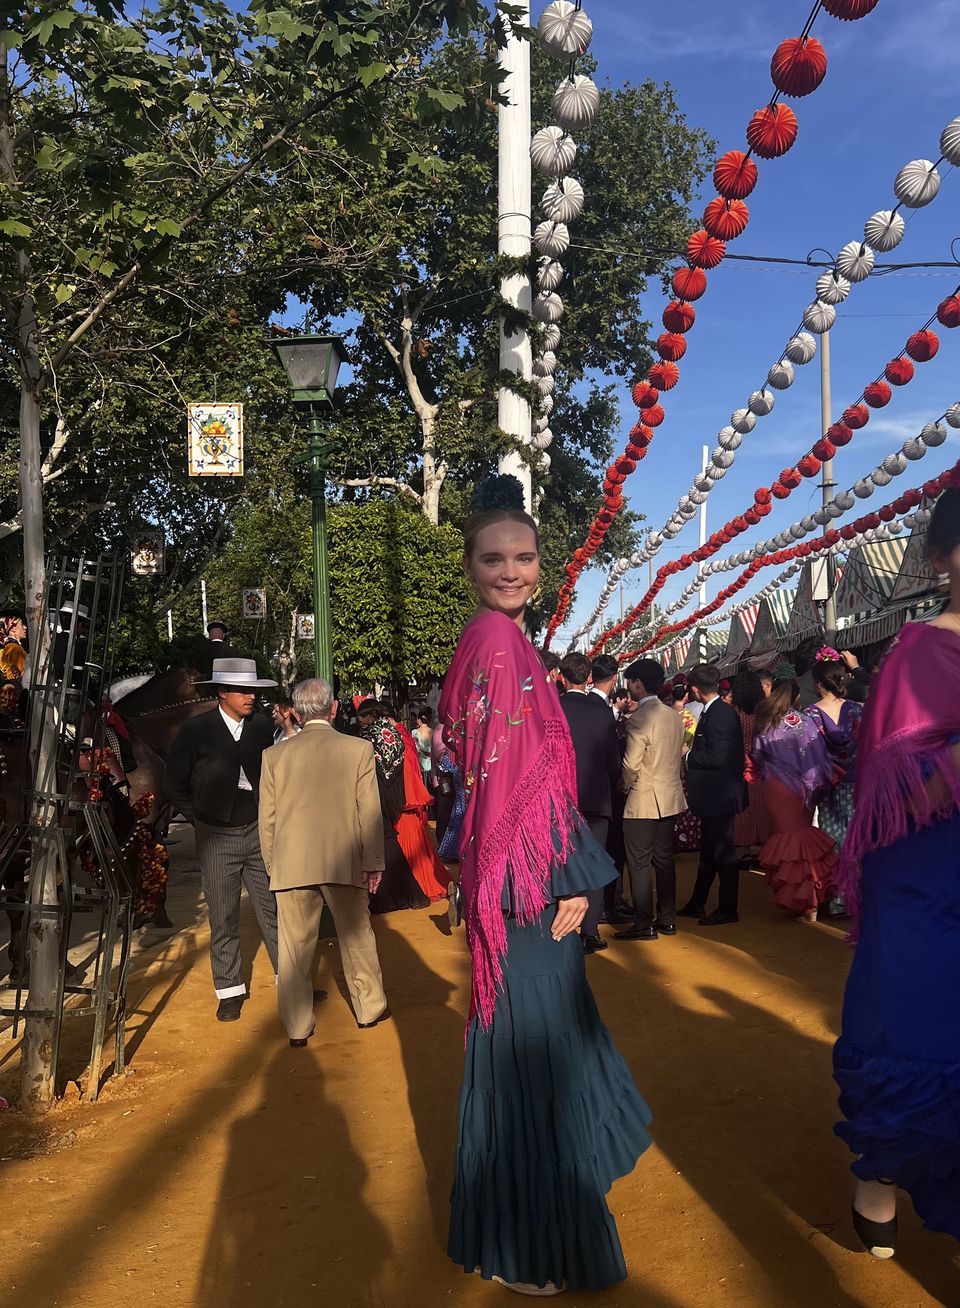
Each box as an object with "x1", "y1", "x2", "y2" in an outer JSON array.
[{"x1": 220, "y1": 707, "x2": 253, "y2": 790}]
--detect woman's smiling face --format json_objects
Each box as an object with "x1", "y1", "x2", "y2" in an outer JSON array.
[{"x1": 465, "y1": 519, "x2": 540, "y2": 624}]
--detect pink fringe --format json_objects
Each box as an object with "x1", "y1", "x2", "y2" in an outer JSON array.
[
  {"x1": 464, "y1": 719, "x2": 581, "y2": 1030},
  {"x1": 839, "y1": 738, "x2": 960, "y2": 930}
]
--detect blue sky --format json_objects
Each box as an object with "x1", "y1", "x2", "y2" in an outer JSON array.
[{"x1": 553, "y1": 0, "x2": 960, "y2": 644}]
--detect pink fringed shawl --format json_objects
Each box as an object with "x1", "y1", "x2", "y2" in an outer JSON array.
[
  {"x1": 438, "y1": 609, "x2": 581, "y2": 1028},
  {"x1": 839, "y1": 623, "x2": 960, "y2": 922}
]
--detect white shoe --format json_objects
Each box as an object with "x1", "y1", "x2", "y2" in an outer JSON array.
[{"x1": 493, "y1": 1277, "x2": 564, "y2": 1296}]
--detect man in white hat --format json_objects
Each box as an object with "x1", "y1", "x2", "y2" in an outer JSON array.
[{"x1": 167, "y1": 658, "x2": 282, "y2": 1021}]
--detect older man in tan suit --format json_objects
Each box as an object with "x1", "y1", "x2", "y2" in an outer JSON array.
[
  {"x1": 259, "y1": 678, "x2": 389, "y2": 1046},
  {"x1": 615, "y1": 658, "x2": 686, "y2": 942}
]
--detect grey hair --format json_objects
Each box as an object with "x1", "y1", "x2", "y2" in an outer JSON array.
[{"x1": 292, "y1": 677, "x2": 334, "y2": 722}]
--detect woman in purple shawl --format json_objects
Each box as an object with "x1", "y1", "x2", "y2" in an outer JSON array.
[
  {"x1": 749, "y1": 679, "x2": 837, "y2": 919},
  {"x1": 834, "y1": 483, "x2": 960, "y2": 1259},
  {"x1": 439, "y1": 477, "x2": 651, "y2": 1296}
]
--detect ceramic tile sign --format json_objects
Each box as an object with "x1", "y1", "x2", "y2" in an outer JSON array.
[{"x1": 188, "y1": 403, "x2": 243, "y2": 476}]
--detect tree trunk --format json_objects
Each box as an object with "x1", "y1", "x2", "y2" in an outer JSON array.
[
  {"x1": 19, "y1": 361, "x2": 62, "y2": 1114},
  {"x1": 421, "y1": 415, "x2": 446, "y2": 526}
]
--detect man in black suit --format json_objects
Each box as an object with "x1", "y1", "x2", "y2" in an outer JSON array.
[
  {"x1": 198, "y1": 622, "x2": 241, "y2": 680},
  {"x1": 558, "y1": 652, "x2": 621, "y2": 955},
  {"x1": 168, "y1": 658, "x2": 281, "y2": 1021},
  {"x1": 679, "y1": 662, "x2": 748, "y2": 927}
]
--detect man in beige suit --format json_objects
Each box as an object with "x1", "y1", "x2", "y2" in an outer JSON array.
[
  {"x1": 259, "y1": 678, "x2": 389, "y2": 1046},
  {"x1": 615, "y1": 658, "x2": 686, "y2": 942}
]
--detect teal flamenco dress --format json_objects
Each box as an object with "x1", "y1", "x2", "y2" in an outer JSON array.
[{"x1": 448, "y1": 825, "x2": 653, "y2": 1291}]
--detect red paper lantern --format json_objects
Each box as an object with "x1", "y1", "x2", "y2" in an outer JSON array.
[
  {"x1": 843, "y1": 404, "x2": 869, "y2": 429},
  {"x1": 864, "y1": 512, "x2": 882, "y2": 531},
  {"x1": 631, "y1": 379, "x2": 657, "y2": 407},
  {"x1": 902, "y1": 488, "x2": 922, "y2": 508},
  {"x1": 746, "y1": 103, "x2": 799, "y2": 158},
  {"x1": 923, "y1": 479, "x2": 941, "y2": 498},
  {"x1": 905, "y1": 329, "x2": 939, "y2": 362},
  {"x1": 744, "y1": 507, "x2": 760, "y2": 526},
  {"x1": 648, "y1": 360, "x2": 680, "y2": 391},
  {"x1": 657, "y1": 332, "x2": 687, "y2": 362},
  {"x1": 828, "y1": 422, "x2": 853, "y2": 447},
  {"x1": 812, "y1": 438, "x2": 836, "y2": 461},
  {"x1": 713, "y1": 150, "x2": 758, "y2": 200},
  {"x1": 645, "y1": 404, "x2": 665, "y2": 427},
  {"x1": 629, "y1": 425, "x2": 652, "y2": 449},
  {"x1": 671, "y1": 266, "x2": 707, "y2": 302},
  {"x1": 702, "y1": 196, "x2": 750, "y2": 241},
  {"x1": 798, "y1": 454, "x2": 822, "y2": 478},
  {"x1": 771, "y1": 481, "x2": 790, "y2": 499},
  {"x1": 663, "y1": 301, "x2": 696, "y2": 333},
  {"x1": 607, "y1": 469, "x2": 625, "y2": 486},
  {"x1": 733, "y1": 516, "x2": 748, "y2": 534},
  {"x1": 687, "y1": 230, "x2": 726, "y2": 270},
  {"x1": 863, "y1": 380, "x2": 892, "y2": 408},
  {"x1": 754, "y1": 487, "x2": 772, "y2": 506},
  {"x1": 822, "y1": 0, "x2": 880, "y2": 18},
  {"x1": 885, "y1": 357, "x2": 914, "y2": 386},
  {"x1": 771, "y1": 36, "x2": 828, "y2": 98},
  {"x1": 936, "y1": 295, "x2": 960, "y2": 328},
  {"x1": 878, "y1": 504, "x2": 896, "y2": 522},
  {"x1": 840, "y1": 524, "x2": 858, "y2": 540},
  {"x1": 781, "y1": 467, "x2": 802, "y2": 489},
  {"x1": 755, "y1": 501, "x2": 772, "y2": 517}
]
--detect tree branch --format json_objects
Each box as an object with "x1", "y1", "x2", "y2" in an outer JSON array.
[{"x1": 332, "y1": 476, "x2": 422, "y2": 505}]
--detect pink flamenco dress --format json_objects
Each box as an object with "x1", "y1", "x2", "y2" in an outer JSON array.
[{"x1": 751, "y1": 710, "x2": 837, "y2": 917}]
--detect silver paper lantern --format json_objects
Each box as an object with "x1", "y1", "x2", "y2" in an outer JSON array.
[
  {"x1": 882, "y1": 452, "x2": 908, "y2": 476},
  {"x1": 731, "y1": 407, "x2": 757, "y2": 434},
  {"x1": 785, "y1": 332, "x2": 817, "y2": 365},
  {"x1": 864, "y1": 209, "x2": 905, "y2": 253},
  {"x1": 946, "y1": 403, "x2": 960, "y2": 429},
  {"x1": 532, "y1": 429, "x2": 554, "y2": 450},
  {"x1": 853, "y1": 478, "x2": 874, "y2": 499},
  {"x1": 894, "y1": 159, "x2": 941, "y2": 208},
  {"x1": 537, "y1": 374, "x2": 556, "y2": 396},
  {"x1": 902, "y1": 437, "x2": 925, "y2": 460},
  {"x1": 533, "y1": 291, "x2": 564, "y2": 323},
  {"x1": 537, "y1": 0, "x2": 593, "y2": 61},
  {"x1": 748, "y1": 389, "x2": 775, "y2": 416},
  {"x1": 551, "y1": 74, "x2": 601, "y2": 133},
  {"x1": 767, "y1": 359, "x2": 795, "y2": 390},
  {"x1": 802, "y1": 300, "x2": 836, "y2": 334},
  {"x1": 536, "y1": 258, "x2": 565, "y2": 292},
  {"x1": 532, "y1": 350, "x2": 558, "y2": 377},
  {"x1": 870, "y1": 468, "x2": 893, "y2": 487},
  {"x1": 717, "y1": 426, "x2": 743, "y2": 451},
  {"x1": 542, "y1": 176, "x2": 585, "y2": 223},
  {"x1": 815, "y1": 270, "x2": 851, "y2": 305},
  {"x1": 530, "y1": 125, "x2": 577, "y2": 177},
  {"x1": 919, "y1": 422, "x2": 947, "y2": 448},
  {"x1": 835, "y1": 241, "x2": 875, "y2": 283},
  {"x1": 940, "y1": 116, "x2": 960, "y2": 168},
  {"x1": 542, "y1": 323, "x2": 561, "y2": 351},
  {"x1": 533, "y1": 220, "x2": 570, "y2": 258}
]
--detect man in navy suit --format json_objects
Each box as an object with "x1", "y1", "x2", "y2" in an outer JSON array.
[
  {"x1": 558, "y1": 652, "x2": 621, "y2": 954},
  {"x1": 679, "y1": 663, "x2": 748, "y2": 927}
]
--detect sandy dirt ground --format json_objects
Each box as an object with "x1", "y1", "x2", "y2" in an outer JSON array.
[{"x1": 2, "y1": 826, "x2": 958, "y2": 1308}]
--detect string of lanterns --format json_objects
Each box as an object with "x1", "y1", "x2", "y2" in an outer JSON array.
[
  {"x1": 543, "y1": 0, "x2": 885, "y2": 648},
  {"x1": 590, "y1": 282, "x2": 960, "y2": 655},
  {"x1": 529, "y1": 1, "x2": 600, "y2": 499},
  {"x1": 574, "y1": 114, "x2": 960, "y2": 644},
  {"x1": 620, "y1": 458, "x2": 960, "y2": 658},
  {"x1": 626, "y1": 397, "x2": 960, "y2": 638}
]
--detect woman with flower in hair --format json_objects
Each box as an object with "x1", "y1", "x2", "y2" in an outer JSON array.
[
  {"x1": 750, "y1": 678, "x2": 837, "y2": 919},
  {"x1": 804, "y1": 648, "x2": 863, "y2": 915},
  {"x1": 357, "y1": 700, "x2": 429, "y2": 914},
  {"x1": 834, "y1": 484, "x2": 960, "y2": 1258},
  {"x1": 440, "y1": 476, "x2": 651, "y2": 1297}
]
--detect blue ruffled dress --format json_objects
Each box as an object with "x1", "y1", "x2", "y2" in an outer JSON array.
[
  {"x1": 834, "y1": 809, "x2": 960, "y2": 1239},
  {"x1": 448, "y1": 824, "x2": 653, "y2": 1290}
]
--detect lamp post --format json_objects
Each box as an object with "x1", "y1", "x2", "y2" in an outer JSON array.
[{"x1": 269, "y1": 334, "x2": 349, "y2": 682}]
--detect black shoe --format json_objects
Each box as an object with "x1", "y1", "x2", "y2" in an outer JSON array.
[
  {"x1": 216, "y1": 996, "x2": 245, "y2": 1022},
  {"x1": 289, "y1": 1026, "x2": 315, "y2": 1049},
  {"x1": 655, "y1": 922, "x2": 677, "y2": 935},
  {"x1": 698, "y1": 911, "x2": 739, "y2": 927},
  {"x1": 852, "y1": 1203, "x2": 897, "y2": 1259},
  {"x1": 313, "y1": 988, "x2": 328, "y2": 1003},
  {"x1": 358, "y1": 1005, "x2": 392, "y2": 1029},
  {"x1": 677, "y1": 902, "x2": 705, "y2": 918},
  {"x1": 613, "y1": 926, "x2": 658, "y2": 941},
  {"x1": 581, "y1": 933, "x2": 608, "y2": 954}
]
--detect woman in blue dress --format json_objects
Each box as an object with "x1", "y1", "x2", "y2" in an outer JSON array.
[
  {"x1": 834, "y1": 482, "x2": 960, "y2": 1258},
  {"x1": 439, "y1": 477, "x2": 651, "y2": 1296}
]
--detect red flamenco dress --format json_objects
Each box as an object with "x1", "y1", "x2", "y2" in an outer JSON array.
[
  {"x1": 750, "y1": 710, "x2": 837, "y2": 917},
  {"x1": 396, "y1": 721, "x2": 448, "y2": 900}
]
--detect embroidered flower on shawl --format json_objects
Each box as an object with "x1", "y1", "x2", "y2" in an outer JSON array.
[{"x1": 783, "y1": 710, "x2": 803, "y2": 729}]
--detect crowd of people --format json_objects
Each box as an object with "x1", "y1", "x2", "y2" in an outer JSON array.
[{"x1": 5, "y1": 476, "x2": 958, "y2": 1297}]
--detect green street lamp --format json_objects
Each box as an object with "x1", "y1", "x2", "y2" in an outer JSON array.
[{"x1": 270, "y1": 333, "x2": 349, "y2": 683}]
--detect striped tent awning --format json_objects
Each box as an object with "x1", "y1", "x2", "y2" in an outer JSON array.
[
  {"x1": 891, "y1": 527, "x2": 943, "y2": 602},
  {"x1": 749, "y1": 589, "x2": 796, "y2": 656},
  {"x1": 836, "y1": 539, "x2": 908, "y2": 618},
  {"x1": 781, "y1": 563, "x2": 823, "y2": 648}
]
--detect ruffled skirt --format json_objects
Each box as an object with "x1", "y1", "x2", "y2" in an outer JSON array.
[
  {"x1": 449, "y1": 904, "x2": 652, "y2": 1290},
  {"x1": 760, "y1": 777, "x2": 836, "y2": 916},
  {"x1": 834, "y1": 812, "x2": 960, "y2": 1240}
]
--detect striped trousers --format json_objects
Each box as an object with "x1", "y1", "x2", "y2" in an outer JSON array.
[{"x1": 195, "y1": 821, "x2": 279, "y2": 998}]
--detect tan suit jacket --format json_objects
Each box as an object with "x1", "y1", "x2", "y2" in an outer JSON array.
[
  {"x1": 259, "y1": 720, "x2": 385, "y2": 890},
  {"x1": 622, "y1": 698, "x2": 687, "y2": 820}
]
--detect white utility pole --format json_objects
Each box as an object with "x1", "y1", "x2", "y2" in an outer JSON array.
[
  {"x1": 698, "y1": 443, "x2": 709, "y2": 608},
  {"x1": 200, "y1": 578, "x2": 208, "y2": 632},
  {"x1": 820, "y1": 329, "x2": 838, "y2": 642},
  {"x1": 495, "y1": 3, "x2": 533, "y2": 512},
  {"x1": 166, "y1": 609, "x2": 173, "y2": 641}
]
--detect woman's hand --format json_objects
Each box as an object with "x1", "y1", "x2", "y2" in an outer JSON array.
[
  {"x1": 841, "y1": 650, "x2": 860, "y2": 670},
  {"x1": 363, "y1": 871, "x2": 383, "y2": 895},
  {"x1": 552, "y1": 895, "x2": 588, "y2": 941}
]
